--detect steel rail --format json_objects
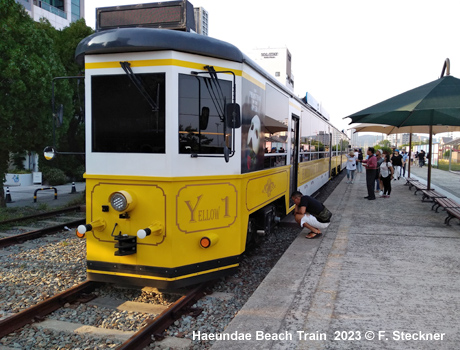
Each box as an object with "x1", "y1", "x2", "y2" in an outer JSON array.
[
  {"x1": 0, "y1": 205, "x2": 83, "y2": 226},
  {"x1": 0, "y1": 218, "x2": 85, "y2": 248},
  {"x1": 117, "y1": 282, "x2": 211, "y2": 350},
  {"x1": 0, "y1": 280, "x2": 101, "y2": 338}
]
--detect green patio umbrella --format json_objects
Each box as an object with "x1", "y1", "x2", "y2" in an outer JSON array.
[{"x1": 345, "y1": 73, "x2": 460, "y2": 189}]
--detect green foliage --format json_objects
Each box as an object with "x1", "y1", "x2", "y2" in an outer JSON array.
[
  {"x1": 374, "y1": 145, "x2": 393, "y2": 156},
  {"x1": 42, "y1": 167, "x2": 67, "y2": 186},
  {"x1": 437, "y1": 159, "x2": 460, "y2": 171},
  {"x1": 0, "y1": 0, "x2": 65, "y2": 154},
  {"x1": 7, "y1": 169, "x2": 31, "y2": 174},
  {"x1": 12, "y1": 152, "x2": 26, "y2": 170},
  {"x1": 0, "y1": 2, "x2": 94, "y2": 207}
]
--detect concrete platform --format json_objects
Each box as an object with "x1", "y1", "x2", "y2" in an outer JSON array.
[{"x1": 211, "y1": 166, "x2": 460, "y2": 350}]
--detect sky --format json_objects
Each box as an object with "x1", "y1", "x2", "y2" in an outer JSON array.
[{"x1": 84, "y1": 0, "x2": 460, "y2": 133}]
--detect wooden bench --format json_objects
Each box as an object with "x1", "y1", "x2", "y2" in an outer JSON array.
[
  {"x1": 445, "y1": 207, "x2": 460, "y2": 225},
  {"x1": 433, "y1": 197, "x2": 460, "y2": 212},
  {"x1": 404, "y1": 177, "x2": 417, "y2": 186},
  {"x1": 407, "y1": 180, "x2": 421, "y2": 191},
  {"x1": 412, "y1": 182, "x2": 433, "y2": 195},
  {"x1": 420, "y1": 190, "x2": 446, "y2": 202}
]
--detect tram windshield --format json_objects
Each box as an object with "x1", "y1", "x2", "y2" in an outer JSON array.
[
  {"x1": 178, "y1": 74, "x2": 232, "y2": 154},
  {"x1": 91, "y1": 73, "x2": 166, "y2": 153}
]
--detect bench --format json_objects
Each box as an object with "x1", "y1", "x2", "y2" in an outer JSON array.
[
  {"x1": 404, "y1": 177, "x2": 417, "y2": 186},
  {"x1": 445, "y1": 207, "x2": 460, "y2": 225},
  {"x1": 432, "y1": 197, "x2": 460, "y2": 212},
  {"x1": 420, "y1": 190, "x2": 446, "y2": 203},
  {"x1": 411, "y1": 182, "x2": 433, "y2": 195},
  {"x1": 407, "y1": 180, "x2": 421, "y2": 191}
]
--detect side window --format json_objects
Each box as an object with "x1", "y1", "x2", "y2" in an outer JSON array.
[{"x1": 178, "y1": 74, "x2": 232, "y2": 154}]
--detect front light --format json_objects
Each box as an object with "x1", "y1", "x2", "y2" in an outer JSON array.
[{"x1": 109, "y1": 191, "x2": 135, "y2": 212}]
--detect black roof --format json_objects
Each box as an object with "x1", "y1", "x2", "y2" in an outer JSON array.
[
  {"x1": 75, "y1": 28, "x2": 244, "y2": 66},
  {"x1": 74, "y1": 27, "x2": 345, "y2": 133}
]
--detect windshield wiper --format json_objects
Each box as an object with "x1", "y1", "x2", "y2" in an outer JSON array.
[{"x1": 120, "y1": 61, "x2": 159, "y2": 112}]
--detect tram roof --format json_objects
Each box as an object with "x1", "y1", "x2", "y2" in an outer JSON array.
[
  {"x1": 75, "y1": 28, "x2": 347, "y2": 136},
  {"x1": 75, "y1": 28, "x2": 244, "y2": 66}
]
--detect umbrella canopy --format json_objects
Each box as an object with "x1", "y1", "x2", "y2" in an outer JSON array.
[
  {"x1": 350, "y1": 123, "x2": 460, "y2": 135},
  {"x1": 263, "y1": 116, "x2": 288, "y2": 134},
  {"x1": 347, "y1": 75, "x2": 460, "y2": 127},
  {"x1": 345, "y1": 74, "x2": 460, "y2": 190}
]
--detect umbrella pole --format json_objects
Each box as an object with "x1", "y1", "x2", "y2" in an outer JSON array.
[
  {"x1": 427, "y1": 125, "x2": 433, "y2": 190},
  {"x1": 408, "y1": 133, "x2": 412, "y2": 177}
]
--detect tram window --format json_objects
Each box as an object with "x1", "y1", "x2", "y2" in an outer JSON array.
[
  {"x1": 178, "y1": 74, "x2": 232, "y2": 154},
  {"x1": 91, "y1": 73, "x2": 165, "y2": 153}
]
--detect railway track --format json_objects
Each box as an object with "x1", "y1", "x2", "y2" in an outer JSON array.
[
  {"x1": 0, "y1": 206, "x2": 85, "y2": 248},
  {"x1": 0, "y1": 205, "x2": 83, "y2": 226},
  {"x1": 0, "y1": 280, "x2": 101, "y2": 339},
  {"x1": 0, "y1": 281, "x2": 209, "y2": 349}
]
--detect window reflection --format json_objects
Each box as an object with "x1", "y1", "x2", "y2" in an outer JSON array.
[
  {"x1": 179, "y1": 74, "x2": 232, "y2": 154},
  {"x1": 263, "y1": 117, "x2": 288, "y2": 169}
]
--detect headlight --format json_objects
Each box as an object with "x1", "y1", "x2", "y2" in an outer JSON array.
[{"x1": 109, "y1": 191, "x2": 135, "y2": 212}]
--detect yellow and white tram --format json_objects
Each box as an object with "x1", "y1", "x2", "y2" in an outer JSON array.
[{"x1": 73, "y1": 2, "x2": 349, "y2": 288}]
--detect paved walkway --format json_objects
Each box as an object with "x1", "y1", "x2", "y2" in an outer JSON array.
[
  {"x1": 3, "y1": 182, "x2": 86, "y2": 208},
  {"x1": 211, "y1": 168, "x2": 460, "y2": 350}
]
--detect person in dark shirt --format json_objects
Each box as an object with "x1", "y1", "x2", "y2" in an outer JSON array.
[
  {"x1": 418, "y1": 150, "x2": 426, "y2": 167},
  {"x1": 391, "y1": 149, "x2": 403, "y2": 180},
  {"x1": 356, "y1": 149, "x2": 364, "y2": 173},
  {"x1": 291, "y1": 191, "x2": 331, "y2": 239}
]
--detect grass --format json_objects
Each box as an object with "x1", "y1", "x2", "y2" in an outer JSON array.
[
  {"x1": 0, "y1": 206, "x2": 49, "y2": 222},
  {"x1": 436, "y1": 159, "x2": 460, "y2": 172}
]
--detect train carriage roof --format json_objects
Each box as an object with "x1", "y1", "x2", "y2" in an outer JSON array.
[
  {"x1": 75, "y1": 27, "x2": 244, "y2": 66},
  {"x1": 75, "y1": 27, "x2": 348, "y2": 136}
]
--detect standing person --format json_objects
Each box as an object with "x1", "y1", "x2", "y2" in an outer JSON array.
[
  {"x1": 345, "y1": 150, "x2": 357, "y2": 184},
  {"x1": 401, "y1": 150, "x2": 409, "y2": 178},
  {"x1": 356, "y1": 149, "x2": 364, "y2": 173},
  {"x1": 418, "y1": 150, "x2": 425, "y2": 167},
  {"x1": 291, "y1": 191, "x2": 332, "y2": 239},
  {"x1": 379, "y1": 153, "x2": 394, "y2": 198},
  {"x1": 362, "y1": 147, "x2": 377, "y2": 200},
  {"x1": 391, "y1": 149, "x2": 403, "y2": 180},
  {"x1": 375, "y1": 149, "x2": 384, "y2": 194}
]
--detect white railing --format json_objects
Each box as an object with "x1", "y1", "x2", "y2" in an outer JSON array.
[{"x1": 33, "y1": 0, "x2": 67, "y2": 19}]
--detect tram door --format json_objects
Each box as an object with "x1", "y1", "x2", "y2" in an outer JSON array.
[{"x1": 290, "y1": 115, "x2": 300, "y2": 196}]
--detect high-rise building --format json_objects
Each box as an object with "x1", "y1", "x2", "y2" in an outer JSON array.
[
  {"x1": 194, "y1": 6, "x2": 208, "y2": 36},
  {"x1": 250, "y1": 47, "x2": 294, "y2": 92},
  {"x1": 16, "y1": 0, "x2": 84, "y2": 29},
  {"x1": 402, "y1": 133, "x2": 411, "y2": 145}
]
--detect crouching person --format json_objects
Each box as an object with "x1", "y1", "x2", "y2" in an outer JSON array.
[{"x1": 291, "y1": 191, "x2": 332, "y2": 239}]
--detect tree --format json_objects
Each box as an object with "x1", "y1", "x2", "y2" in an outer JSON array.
[
  {"x1": 36, "y1": 19, "x2": 93, "y2": 181},
  {"x1": 378, "y1": 139, "x2": 392, "y2": 148},
  {"x1": 0, "y1": 0, "x2": 67, "y2": 206}
]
